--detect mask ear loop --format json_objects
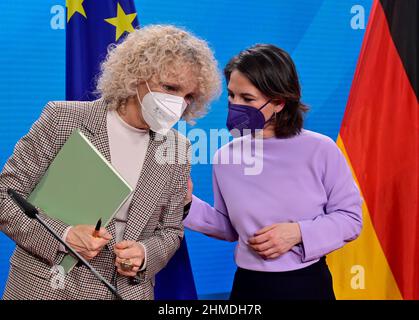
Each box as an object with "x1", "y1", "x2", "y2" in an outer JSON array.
[
  {"x1": 258, "y1": 99, "x2": 277, "y2": 127},
  {"x1": 136, "y1": 79, "x2": 153, "y2": 107},
  {"x1": 258, "y1": 99, "x2": 271, "y2": 111},
  {"x1": 145, "y1": 80, "x2": 153, "y2": 96}
]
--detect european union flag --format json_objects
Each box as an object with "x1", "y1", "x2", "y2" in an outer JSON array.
[
  {"x1": 65, "y1": 0, "x2": 197, "y2": 300},
  {"x1": 66, "y1": 0, "x2": 139, "y2": 100}
]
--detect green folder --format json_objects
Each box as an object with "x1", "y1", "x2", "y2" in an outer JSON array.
[{"x1": 28, "y1": 129, "x2": 133, "y2": 274}]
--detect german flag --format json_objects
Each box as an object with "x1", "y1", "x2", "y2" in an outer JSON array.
[{"x1": 327, "y1": 0, "x2": 418, "y2": 299}]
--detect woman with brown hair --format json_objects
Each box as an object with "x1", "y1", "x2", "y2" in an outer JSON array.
[{"x1": 184, "y1": 44, "x2": 363, "y2": 300}]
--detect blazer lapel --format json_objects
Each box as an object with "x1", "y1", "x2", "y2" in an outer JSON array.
[
  {"x1": 80, "y1": 100, "x2": 173, "y2": 250},
  {"x1": 122, "y1": 132, "x2": 172, "y2": 242}
]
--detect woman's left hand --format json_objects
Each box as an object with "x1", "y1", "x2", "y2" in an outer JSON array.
[
  {"x1": 248, "y1": 223, "x2": 302, "y2": 259},
  {"x1": 114, "y1": 240, "x2": 145, "y2": 277}
]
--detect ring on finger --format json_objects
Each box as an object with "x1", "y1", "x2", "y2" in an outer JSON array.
[{"x1": 120, "y1": 259, "x2": 133, "y2": 272}]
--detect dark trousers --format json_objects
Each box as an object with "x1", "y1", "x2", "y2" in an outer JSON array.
[{"x1": 229, "y1": 257, "x2": 336, "y2": 300}]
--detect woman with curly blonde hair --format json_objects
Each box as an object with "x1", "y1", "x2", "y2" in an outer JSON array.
[
  {"x1": 97, "y1": 24, "x2": 221, "y2": 125},
  {"x1": 1, "y1": 24, "x2": 220, "y2": 300}
]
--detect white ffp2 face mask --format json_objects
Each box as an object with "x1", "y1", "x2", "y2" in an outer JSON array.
[{"x1": 137, "y1": 81, "x2": 187, "y2": 135}]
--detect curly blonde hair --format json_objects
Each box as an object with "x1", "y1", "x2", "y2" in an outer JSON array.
[{"x1": 96, "y1": 24, "x2": 221, "y2": 123}]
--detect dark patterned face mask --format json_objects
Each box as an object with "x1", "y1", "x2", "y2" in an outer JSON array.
[{"x1": 226, "y1": 100, "x2": 271, "y2": 136}]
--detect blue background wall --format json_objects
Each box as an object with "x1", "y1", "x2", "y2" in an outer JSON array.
[{"x1": 0, "y1": 0, "x2": 372, "y2": 298}]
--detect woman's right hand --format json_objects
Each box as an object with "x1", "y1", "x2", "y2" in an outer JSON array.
[
  {"x1": 66, "y1": 225, "x2": 112, "y2": 260},
  {"x1": 184, "y1": 177, "x2": 193, "y2": 206}
]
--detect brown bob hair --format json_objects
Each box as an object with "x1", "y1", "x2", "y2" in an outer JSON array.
[{"x1": 224, "y1": 44, "x2": 309, "y2": 138}]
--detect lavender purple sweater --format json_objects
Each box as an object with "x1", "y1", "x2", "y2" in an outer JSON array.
[{"x1": 184, "y1": 129, "x2": 363, "y2": 271}]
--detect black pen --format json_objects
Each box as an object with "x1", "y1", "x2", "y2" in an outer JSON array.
[{"x1": 92, "y1": 218, "x2": 102, "y2": 238}]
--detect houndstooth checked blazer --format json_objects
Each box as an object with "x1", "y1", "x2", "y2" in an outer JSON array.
[{"x1": 0, "y1": 99, "x2": 191, "y2": 300}]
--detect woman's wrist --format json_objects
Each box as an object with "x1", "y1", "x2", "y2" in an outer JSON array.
[{"x1": 293, "y1": 222, "x2": 302, "y2": 245}]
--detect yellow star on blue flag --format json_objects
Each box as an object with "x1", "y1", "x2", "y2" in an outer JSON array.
[
  {"x1": 105, "y1": 3, "x2": 137, "y2": 41},
  {"x1": 66, "y1": 0, "x2": 139, "y2": 101},
  {"x1": 66, "y1": 0, "x2": 87, "y2": 22}
]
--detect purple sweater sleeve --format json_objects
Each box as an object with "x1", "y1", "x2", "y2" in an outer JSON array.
[
  {"x1": 183, "y1": 168, "x2": 238, "y2": 242},
  {"x1": 297, "y1": 140, "x2": 363, "y2": 262}
]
